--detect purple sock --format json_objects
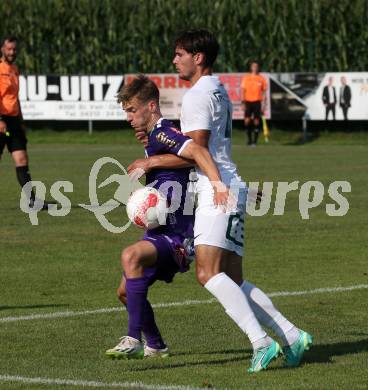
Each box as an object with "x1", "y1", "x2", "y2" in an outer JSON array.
[
  {"x1": 126, "y1": 277, "x2": 149, "y2": 341},
  {"x1": 142, "y1": 300, "x2": 166, "y2": 349}
]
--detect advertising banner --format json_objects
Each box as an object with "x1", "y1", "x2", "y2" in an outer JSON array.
[
  {"x1": 270, "y1": 72, "x2": 368, "y2": 121},
  {"x1": 19, "y1": 75, "x2": 124, "y2": 120},
  {"x1": 19, "y1": 72, "x2": 366, "y2": 121},
  {"x1": 125, "y1": 73, "x2": 271, "y2": 120},
  {"x1": 19, "y1": 73, "x2": 271, "y2": 121},
  {"x1": 124, "y1": 74, "x2": 190, "y2": 120}
]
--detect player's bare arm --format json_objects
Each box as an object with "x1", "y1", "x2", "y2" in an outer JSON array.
[
  {"x1": 17, "y1": 99, "x2": 23, "y2": 119},
  {"x1": 127, "y1": 153, "x2": 194, "y2": 176},
  {"x1": 179, "y1": 141, "x2": 231, "y2": 207},
  {"x1": 130, "y1": 125, "x2": 195, "y2": 173},
  {"x1": 241, "y1": 87, "x2": 246, "y2": 107},
  {"x1": 180, "y1": 129, "x2": 232, "y2": 206},
  {"x1": 184, "y1": 129, "x2": 209, "y2": 147},
  {"x1": 261, "y1": 91, "x2": 266, "y2": 114}
]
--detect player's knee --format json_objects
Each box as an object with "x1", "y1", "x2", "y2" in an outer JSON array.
[
  {"x1": 196, "y1": 267, "x2": 215, "y2": 287},
  {"x1": 121, "y1": 246, "x2": 140, "y2": 271},
  {"x1": 15, "y1": 156, "x2": 28, "y2": 166}
]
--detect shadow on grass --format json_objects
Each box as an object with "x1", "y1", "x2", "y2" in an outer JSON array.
[
  {"x1": 304, "y1": 338, "x2": 368, "y2": 364},
  {"x1": 173, "y1": 348, "x2": 252, "y2": 357},
  {"x1": 127, "y1": 339, "x2": 368, "y2": 372},
  {"x1": 284, "y1": 131, "x2": 320, "y2": 145},
  {"x1": 128, "y1": 354, "x2": 248, "y2": 372},
  {"x1": 0, "y1": 304, "x2": 69, "y2": 311}
]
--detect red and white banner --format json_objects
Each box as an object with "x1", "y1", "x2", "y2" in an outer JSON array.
[
  {"x1": 18, "y1": 72, "x2": 368, "y2": 121},
  {"x1": 19, "y1": 73, "x2": 271, "y2": 121},
  {"x1": 125, "y1": 73, "x2": 271, "y2": 120}
]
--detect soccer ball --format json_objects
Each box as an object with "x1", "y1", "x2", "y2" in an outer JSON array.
[{"x1": 126, "y1": 187, "x2": 168, "y2": 229}]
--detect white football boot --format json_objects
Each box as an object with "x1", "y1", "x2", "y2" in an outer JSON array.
[
  {"x1": 105, "y1": 336, "x2": 144, "y2": 359},
  {"x1": 144, "y1": 344, "x2": 170, "y2": 358}
]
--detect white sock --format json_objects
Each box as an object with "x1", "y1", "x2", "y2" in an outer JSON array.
[
  {"x1": 205, "y1": 272, "x2": 271, "y2": 349},
  {"x1": 241, "y1": 280, "x2": 300, "y2": 346}
]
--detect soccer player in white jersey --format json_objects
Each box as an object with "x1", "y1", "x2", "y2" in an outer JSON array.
[
  {"x1": 173, "y1": 29, "x2": 312, "y2": 372},
  {"x1": 131, "y1": 30, "x2": 312, "y2": 372},
  {"x1": 174, "y1": 29, "x2": 313, "y2": 372}
]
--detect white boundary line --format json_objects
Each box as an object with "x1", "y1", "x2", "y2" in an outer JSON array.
[
  {"x1": 0, "y1": 374, "x2": 208, "y2": 390},
  {"x1": 0, "y1": 299, "x2": 214, "y2": 323},
  {"x1": 1, "y1": 284, "x2": 367, "y2": 324}
]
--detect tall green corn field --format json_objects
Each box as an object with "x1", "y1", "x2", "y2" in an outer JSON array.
[{"x1": 0, "y1": 0, "x2": 367, "y2": 74}]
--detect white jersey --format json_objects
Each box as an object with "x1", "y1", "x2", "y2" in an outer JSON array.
[
  {"x1": 180, "y1": 75, "x2": 246, "y2": 255},
  {"x1": 180, "y1": 75, "x2": 240, "y2": 189}
]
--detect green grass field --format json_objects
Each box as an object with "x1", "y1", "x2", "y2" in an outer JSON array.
[{"x1": 0, "y1": 129, "x2": 367, "y2": 390}]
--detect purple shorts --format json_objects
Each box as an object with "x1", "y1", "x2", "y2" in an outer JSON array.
[{"x1": 142, "y1": 232, "x2": 189, "y2": 285}]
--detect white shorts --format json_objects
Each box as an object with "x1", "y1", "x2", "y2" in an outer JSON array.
[{"x1": 194, "y1": 186, "x2": 247, "y2": 257}]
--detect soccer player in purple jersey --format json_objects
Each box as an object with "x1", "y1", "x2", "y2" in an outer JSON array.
[{"x1": 105, "y1": 75, "x2": 230, "y2": 359}]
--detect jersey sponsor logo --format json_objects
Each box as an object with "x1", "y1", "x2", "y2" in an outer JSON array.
[{"x1": 156, "y1": 131, "x2": 177, "y2": 148}]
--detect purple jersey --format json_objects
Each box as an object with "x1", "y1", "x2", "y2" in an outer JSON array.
[{"x1": 144, "y1": 118, "x2": 194, "y2": 240}]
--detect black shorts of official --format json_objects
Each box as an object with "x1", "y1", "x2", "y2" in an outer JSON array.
[
  {"x1": 0, "y1": 115, "x2": 27, "y2": 157},
  {"x1": 244, "y1": 101, "x2": 262, "y2": 119}
]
